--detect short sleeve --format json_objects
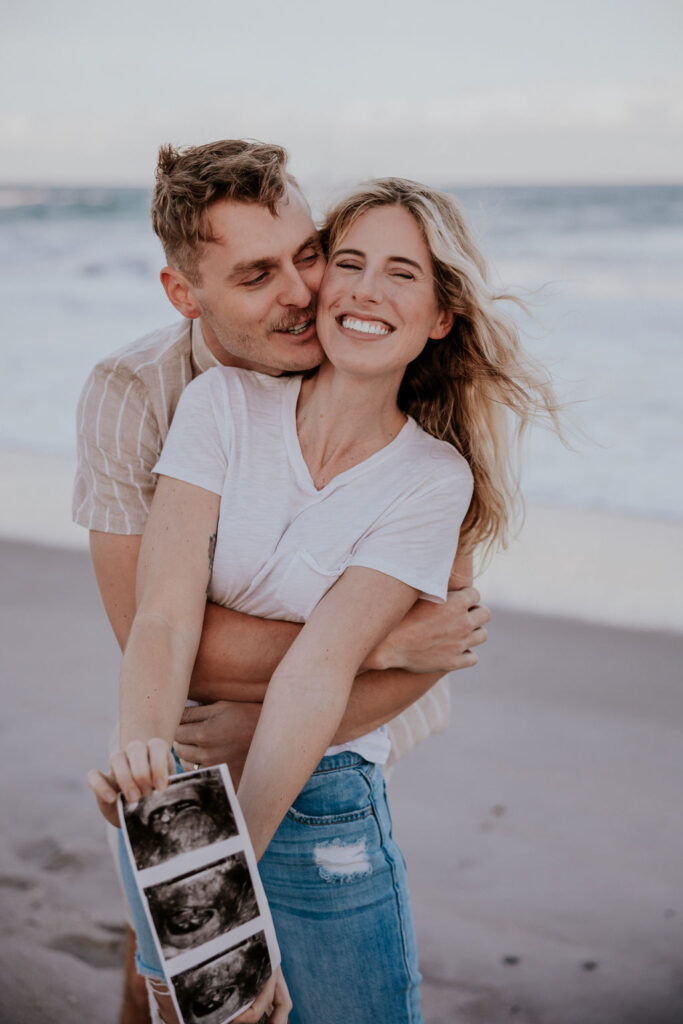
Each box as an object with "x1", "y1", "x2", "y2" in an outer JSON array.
[
  {"x1": 72, "y1": 366, "x2": 161, "y2": 534},
  {"x1": 348, "y1": 467, "x2": 473, "y2": 603},
  {"x1": 153, "y1": 370, "x2": 228, "y2": 495}
]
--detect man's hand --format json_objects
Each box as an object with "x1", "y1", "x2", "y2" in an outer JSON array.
[
  {"x1": 365, "y1": 586, "x2": 490, "y2": 674},
  {"x1": 174, "y1": 701, "x2": 262, "y2": 786}
]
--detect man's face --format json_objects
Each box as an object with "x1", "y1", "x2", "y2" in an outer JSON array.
[{"x1": 190, "y1": 188, "x2": 326, "y2": 375}]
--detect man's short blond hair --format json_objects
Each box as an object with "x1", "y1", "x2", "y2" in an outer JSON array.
[{"x1": 151, "y1": 139, "x2": 296, "y2": 283}]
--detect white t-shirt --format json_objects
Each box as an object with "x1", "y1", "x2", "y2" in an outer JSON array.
[{"x1": 154, "y1": 367, "x2": 473, "y2": 763}]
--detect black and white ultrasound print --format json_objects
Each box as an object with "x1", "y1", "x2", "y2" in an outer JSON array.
[
  {"x1": 118, "y1": 764, "x2": 279, "y2": 1024},
  {"x1": 122, "y1": 769, "x2": 238, "y2": 871},
  {"x1": 172, "y1": 931, "x2": 272, "y2": 1024},
  {"x1": 145, "y1": 852, "x2": 259, "y2": 959}
]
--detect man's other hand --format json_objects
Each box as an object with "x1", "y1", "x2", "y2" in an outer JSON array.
[
  {"x1": 174, "y1": 701, "x2": 262, "y2": 786},
  {"x1": 365, "y1": 586, "x2": 490, "y2": 674}
]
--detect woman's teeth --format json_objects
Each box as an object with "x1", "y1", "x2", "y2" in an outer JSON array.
[{"x1": 341, "y1": 316, "x2": 391, "y2": 336}]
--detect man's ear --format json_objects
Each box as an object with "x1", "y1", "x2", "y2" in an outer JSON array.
[
  {"x1": 160, "y1": 266, "x2": 201, "y2": 319},
  {"x1": 429, "y1": 309, "x2": 455, "y2": 341}
]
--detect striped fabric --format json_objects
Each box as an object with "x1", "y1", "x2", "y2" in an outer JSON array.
[{"x1": 72, "y1": 318, "x2": 450, "y2": 762}]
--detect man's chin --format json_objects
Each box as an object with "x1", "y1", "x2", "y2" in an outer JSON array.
[{"x1": 272, "y1": 334, "x2": 324, "y2": 373}]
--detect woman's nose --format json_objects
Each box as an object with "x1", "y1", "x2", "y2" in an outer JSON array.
[{"x1": 352, "y1": 270, "x2": 381, "y2": 304}]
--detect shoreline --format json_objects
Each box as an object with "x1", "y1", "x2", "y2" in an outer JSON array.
[{"x1": 2, "y1": 446, "x2": 681, "y2": 635}]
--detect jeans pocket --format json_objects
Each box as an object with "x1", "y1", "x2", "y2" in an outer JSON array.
[{"x1": 286, "y1": 764, "x2": 374, "y2": 826}]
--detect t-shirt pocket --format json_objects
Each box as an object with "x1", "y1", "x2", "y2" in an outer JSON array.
[{"x1": 275, "y1": 549, "x2": 350, "y2": 622}]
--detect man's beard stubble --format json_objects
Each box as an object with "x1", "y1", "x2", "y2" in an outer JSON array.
[{"x1": 199, "y1": 300, "x2": 321, "y2": 373}]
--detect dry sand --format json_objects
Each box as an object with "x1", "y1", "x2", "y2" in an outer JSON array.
[{"x1": 1, "y1": 538, "x2": 682, "y2": 1024}]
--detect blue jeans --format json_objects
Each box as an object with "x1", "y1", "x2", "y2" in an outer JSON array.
[{"x1": 119, "y1": 751, "x2": 423, "y2": 1024}]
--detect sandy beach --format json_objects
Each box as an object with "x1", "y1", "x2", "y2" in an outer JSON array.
[{"x1": 1, "y1": 536, "x2": 682, "y2": 1024}]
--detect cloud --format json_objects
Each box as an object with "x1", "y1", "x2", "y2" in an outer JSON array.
[{"x1": 1, "y1": 80, "x2": 681, "y2": 186}]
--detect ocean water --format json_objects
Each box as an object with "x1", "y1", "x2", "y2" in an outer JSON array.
[{"x1": 0, "y1": 184, "x2": 681, "y2": 521}]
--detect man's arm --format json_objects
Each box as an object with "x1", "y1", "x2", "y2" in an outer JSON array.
[{"x1": 90, "y1": 531, "x2": 489, "y2": 771}]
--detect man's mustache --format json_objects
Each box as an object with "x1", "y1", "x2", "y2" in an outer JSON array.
[{"x1": 272, "y1": 304, "x2": 317, "y2": 332}]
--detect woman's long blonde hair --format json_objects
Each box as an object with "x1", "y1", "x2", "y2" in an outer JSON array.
[{"x1": 321, "y1": 177, "x2": 563, "y2": 558}]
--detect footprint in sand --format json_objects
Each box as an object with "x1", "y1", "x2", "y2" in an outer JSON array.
[
  {"x1": 0, "y1": 874, "x2": 36, "y2": 891},
  {"x1": 48, "y1": 932, "x2": 126, "y2": 969}
]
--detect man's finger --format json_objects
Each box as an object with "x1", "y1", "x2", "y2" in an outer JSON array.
[
  {"x1": 179, "y1": 704, "x2": 216, "y2": 724},
  {"x1": 457, "y1": 650, "x2": 479, "y2": 669},
  {"x1": 171, "y1": 745, "x2": 214, "y2": 770},
  {"x1": 467, "y1": 627, "x2": 488, "y2": 648},
  {"x1": 459, "y1": 586, "x2": 481, "y2": 608},
  {"x1": 175, "y1": 718, "x2": 209, "y2": 744},
  {"x1": 470, "y1": 604, "x2": 491, "y2": 627}
]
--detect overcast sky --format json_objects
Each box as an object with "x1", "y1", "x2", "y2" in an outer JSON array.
[{"x1": 2, "y1": 0, "x2": 681, "y2": 188}]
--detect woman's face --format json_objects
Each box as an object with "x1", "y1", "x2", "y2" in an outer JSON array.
[{"x1": 317, "y1": 205, "x2": 452, "y2": 379}]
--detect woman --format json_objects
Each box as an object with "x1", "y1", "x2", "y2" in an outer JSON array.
[{"x1": 89, "y1": 177, "x2": 559, "y2": 1024}]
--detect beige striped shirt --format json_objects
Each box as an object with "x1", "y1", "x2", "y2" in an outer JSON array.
[{"x1": 73, "y1": 318, "x2": 450, "y2": 764}]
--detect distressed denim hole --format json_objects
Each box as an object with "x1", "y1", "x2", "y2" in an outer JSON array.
[{"x1": 313, "y1": 838, "x2": 372, "y2": 884}]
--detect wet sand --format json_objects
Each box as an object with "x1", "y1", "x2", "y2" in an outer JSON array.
[{"x1": 1, "y1": 539, "x2": 682, "y2": 1023}]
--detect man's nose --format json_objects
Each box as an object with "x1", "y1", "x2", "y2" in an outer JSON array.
[{"x1": 279, "y1": 265, "x2": 313, "y2": 308}]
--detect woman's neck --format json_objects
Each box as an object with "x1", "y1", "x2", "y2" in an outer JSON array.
[{"x1": 296, "y1": 361, "x2": 407, "y2": 490}]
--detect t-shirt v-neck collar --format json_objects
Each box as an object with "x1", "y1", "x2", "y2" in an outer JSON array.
[{"x1": 281, "y1": 375, "x2": 415, "y2": 496}]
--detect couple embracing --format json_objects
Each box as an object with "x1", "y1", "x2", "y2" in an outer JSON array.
[{"x1": 78, "y1": 139, "x2": 556, "y2": 1023}]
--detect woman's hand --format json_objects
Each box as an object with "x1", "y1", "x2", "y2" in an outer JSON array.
[
  {"x1": 86, "y1": 738, "x2": 173, "y2": 828},
  {"x1": 233, "y1": 966, "x2": 292, "y2": 1024}
]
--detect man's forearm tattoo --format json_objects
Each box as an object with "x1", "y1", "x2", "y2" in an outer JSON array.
[{"x1": 207, "y1": 533, "x2": 217, "y2": 594}]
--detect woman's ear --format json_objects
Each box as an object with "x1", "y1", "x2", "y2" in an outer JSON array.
[{"x1": 429, "y1": 309, "x2": 455, "y2": 341}]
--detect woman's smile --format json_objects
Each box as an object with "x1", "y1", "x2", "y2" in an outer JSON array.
[{"x1": 336, "y1": 313, "x2": 394, "y2": 337}]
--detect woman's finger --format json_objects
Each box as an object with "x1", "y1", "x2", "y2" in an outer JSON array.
[
  {"x1": 86, "y1": 768, "x2": 118, "y2": 804},
  {"x1": 110, "y1": 751, "x2": 140, "y2": 803},
  {"x1": 125, "y1": 740, "x2": 155, "y2": 796},
  {"x1": 269, "y1": 967, "x2": 292, "y2": 1023},
  {"x1": 148, "y1": 738, "x2": 172, "y2": 790},
  {"x1": 232, "y1": 971, "x2": 276, "y2": 1023},
  {"x1": 86, "y1": 769, "x2": 122, "y2": 827}
]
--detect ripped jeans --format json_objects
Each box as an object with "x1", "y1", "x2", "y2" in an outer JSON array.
[{"x1": 119, "y1": 751, "x2": 422, "y2": 1024}]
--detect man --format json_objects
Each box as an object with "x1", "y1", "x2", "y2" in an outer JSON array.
[{"x1": 74, "y1": 139, "x2": 490, "y2": 1023}]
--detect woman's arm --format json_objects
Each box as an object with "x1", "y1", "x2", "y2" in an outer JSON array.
[
  {"x1": 88, "y1": 475, "x2": 220, "y2": 812},
  {"x1": 236, "y1": 566, "x2": 419, "y2": 859}
]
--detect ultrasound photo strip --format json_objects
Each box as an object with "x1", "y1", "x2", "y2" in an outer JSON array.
[{"x1": 118, "y1": 764, "x2": 280, "y2": 1024}]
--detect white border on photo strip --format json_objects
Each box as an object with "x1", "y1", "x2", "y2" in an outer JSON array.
[{"x1": 118, "y1": 763, "x2": 280, "y2": 1024}]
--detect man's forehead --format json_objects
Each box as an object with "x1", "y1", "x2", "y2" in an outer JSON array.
[{"x1": 204, "y1": 190, "x2": 318, "y2": 264}]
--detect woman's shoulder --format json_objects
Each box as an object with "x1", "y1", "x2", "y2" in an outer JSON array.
[{"x1": 404, "y1": 419, "x2": 474, "y2": 489}]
